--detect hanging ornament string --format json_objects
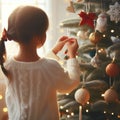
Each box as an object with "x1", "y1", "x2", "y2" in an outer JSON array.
[
  {"x1": 82, "y1": 72, "x2": 86, "y2": 86},
  {"x1": 100, "y1": 0, "x2": 104, "y2": 12},
  {"x1": 109, "y1": 76, "x2": 112, "y2": 88},
  {"x1": 85, "y1": 1, "x2": 90, "y2": 13}
]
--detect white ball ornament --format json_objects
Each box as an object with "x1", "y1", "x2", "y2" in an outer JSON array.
[
  {"x1": 74, "y1": 87, "x2": 90, "y2": 105},
  {"x1": 77, "y1": 30, "x2": 89, "y2": 40},
  {"x1": 104, "y1": 87, "x2": 119, "y2": 103}
]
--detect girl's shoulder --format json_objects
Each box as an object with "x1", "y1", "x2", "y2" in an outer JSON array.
[
  {"x1": 43, "y1": 58, "x2": 61, "y2": 67},
  {"x1": 4, "y1": 57, "x2": 61, "y2": 69}
]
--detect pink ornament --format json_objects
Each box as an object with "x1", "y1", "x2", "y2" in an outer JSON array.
[
  {"x1": 74, "y1": 87, "x2": 90, "y2": 105},
  {"x1": 104, "y1": 87, "x2": 119, "y2": 103}
]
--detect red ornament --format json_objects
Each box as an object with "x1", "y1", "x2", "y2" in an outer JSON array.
[
  {"x1": 78, "y1": 11, "x2": 96, "y2": 29},
  {"x1": 106, "y1": 62, "x2": 120, "y2": 77}
]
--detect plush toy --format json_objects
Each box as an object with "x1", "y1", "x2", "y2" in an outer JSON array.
[{"x1": 95, "y1": 12, "x2": 108, "y2": 33}]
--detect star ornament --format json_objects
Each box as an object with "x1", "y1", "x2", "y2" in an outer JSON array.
[
  {"x1": 78, "y1": 11, "x2": 96, "y2": 29},
  {"x1": 107, "y1": 2, "x2": 120, "y2": 23}
]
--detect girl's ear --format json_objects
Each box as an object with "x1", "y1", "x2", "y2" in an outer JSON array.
[{"x1": 34, "y1": 34, "x2": 46, "y2": 48}]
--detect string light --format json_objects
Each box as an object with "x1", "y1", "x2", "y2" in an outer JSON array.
[
  {"x1": 0, "y1": 94, "x2": 3, "y2": 100},
  {"x1": 111, "y1": 112, "x2": 114, "y2": 115},
  {"x1": 86, "y1": 109, "x2": 89, "y2": 112},
  {"x1": 87, "y1": 101, "x2": 89, "y2": 104},
  {"x1": 103, "y1": 34, "x2": 106, "y2": 37},
  {"x1": 101, "y1": 93, "x2": 104, "y2": 97},
  {"x1": 71, "y1": 112, "x2": 74, "y2": 116},
  {"x1": 60, "y1": 106, "x2": 63, "y2": 109},
  {"x1": 66, "y1": 93, "x2": 69, "y2": 96},
  {"x1": 66, "y1": 109, "x2": 69, "y2": 112},
  {"x1": 104, "y1": 111, "x2": 107, "y2": 114},
  {"x1": 3, "y1": 107, "x2": 8, "y2": 112},
  {"x1": 67, "y1": 115, "x2": 70, "y2": 118},
  {"x1": 111, "y1": 29, "x2": 114, "y2": 33}
]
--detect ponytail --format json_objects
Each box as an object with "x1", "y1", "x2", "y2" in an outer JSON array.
[{"x1": 0, "y1": 28, "x2": 8, "y2": 76}]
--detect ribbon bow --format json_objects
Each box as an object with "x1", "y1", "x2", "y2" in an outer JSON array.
[
  {"x1": 1, "y1": 28, "x2": 7, "y2": 41},
  {"x1": 78, "y1": 11, "x2": 96, "y2": 29}
]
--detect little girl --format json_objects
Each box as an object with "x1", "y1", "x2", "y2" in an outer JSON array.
[{"x1": 0, "y1": 5, "x2": 80, "y2": 120}]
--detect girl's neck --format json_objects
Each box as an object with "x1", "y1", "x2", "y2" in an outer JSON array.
[{"x1": 14, "y1": 43, "x2": 40, "y2": 62}]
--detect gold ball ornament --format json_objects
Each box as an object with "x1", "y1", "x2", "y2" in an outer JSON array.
[
  {"x1": 106, "y1": 63, "x2": 120, "y2": 77},
  {"x1": 104, "y1": 87, "x2": 119, "y2": 103},
  {"x1": 74, "y1": 87, "x2": 90, "y2": 105},
  {"x1": 89, "y1": 31, "x2": 103, "y2": 44}
]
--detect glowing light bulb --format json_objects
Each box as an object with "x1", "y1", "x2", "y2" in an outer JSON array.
[
  {"x1": 3, "y1": 107, "x2": 8, "y2": 112},
  {"x1": 111, "y1": 29, "x2": 114, "y2": 33},
  {"x1": 71, "y1": 112, "x2": 74, "y2": 116},
  {"x1": 86, "y1": 109, "x2": 89, "y2": 112},
  {"x1": 66, "y1": 109, "x2": 69, "y2": 112},
  {"x1": 66, "y1": 93, "x2": 69, "y2": 95},
  {"x1": 103, "y1": 34, "x2": 106, "y2": 37},
  {"x1": 0, "y1": 95, "x2": 3, "y2": 100},
  {"x1": 101, "y1": 94, "x2": 104, "y2": 97},
  {"x1": 60, "y1": 106, "x2": 63, "y2": 109},
  {"x1": 67, "y1": 115, "x2": 70, "y2": 118},
  {"x1": 87, "y1": 101, "x2": 89, "y2": 104},
  {"x1": 104, "y1": 111, "x2": 106, "y2": 114},
  {"x1": 111, "y1": 112, "x2": 114, "y2": 115}
]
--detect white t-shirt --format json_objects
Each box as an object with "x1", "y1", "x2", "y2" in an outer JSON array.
[{"x1": 4, "y1": 52, "x2": 80, "y2": 120}]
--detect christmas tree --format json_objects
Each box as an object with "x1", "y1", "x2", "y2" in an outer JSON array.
[{"x1": 58, "y1": 0, "x2": 120, "y2": 120}]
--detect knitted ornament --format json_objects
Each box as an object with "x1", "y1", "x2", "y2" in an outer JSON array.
[
  {"x1": 74, "y1": 87, "x2": 90, "y2": 105},
  {"x1": 104, "y1": 87, "x2": 119, "y2": 103},
  {"x1": 95, "y1": 12, "x2": 108, "y2": 33},
  {"x1": 89, "y1": 30, "x2": 103, "y2": 44},
  {"x1": 78, "y1": 11, "x2": 96, "y2": 29},
  {"x1": 106, "y1": 62, "x2": 120, "y2": 77},
  {"x1": 107, "y1": 2, "x2": 120, "y2": 23}
]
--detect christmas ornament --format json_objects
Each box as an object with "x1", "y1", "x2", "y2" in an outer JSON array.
[
  {"x1": 95, "y1": 12, "x2": 108, "y2": 33},
  {"x1": 78, "y1": 11, "x2": 96, "y2": 29},
  {"x1": 74, "y1": 87, "x2": 90, "y2": 105},
  {"x1": 107, "y1": 2, "x2": 120, "y2": 23},
  {"x1": 89, "y1": 49, "x2": 96, "y2": 57},
  {"x1": 66, "y1": 1, "x2": 75, "y2": 13},
  {"x1": 77, "y1": 25, "x2": 93, "y2": 41},
  {"x1": 104, "y1": 87, "x2": 119, "y2": 103},
  {"x1": 89, "y1": 30, "x2": 103, "y2": 44},
  {"x1": 90, "y1": 53, "x2": 101, "y2": 67},
  {"x1": 77, "y1": 0, "x2": 84, "y2": 2},
  {"x1": 106, "y1": 62, "x2": 120, "y2": 77},
  {"x1": 77, "y1": 30, "x2": 89, "y2": 40}
]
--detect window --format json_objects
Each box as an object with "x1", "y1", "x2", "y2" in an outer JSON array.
[{"x1": 0, "y1": 0, "x2": 48, "y2": 57}]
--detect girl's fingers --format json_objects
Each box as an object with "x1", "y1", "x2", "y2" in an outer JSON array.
[{"x1": 60, "y1": 36, "x2": 69, "y2": 41}]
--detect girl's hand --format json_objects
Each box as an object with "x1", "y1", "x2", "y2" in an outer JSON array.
[
  {"x1": 66, "y1": 38, "x2": 78, "y2": 58},
  {"x1": 52, "y1": 36, "x2": 69, "y2": 54}
]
